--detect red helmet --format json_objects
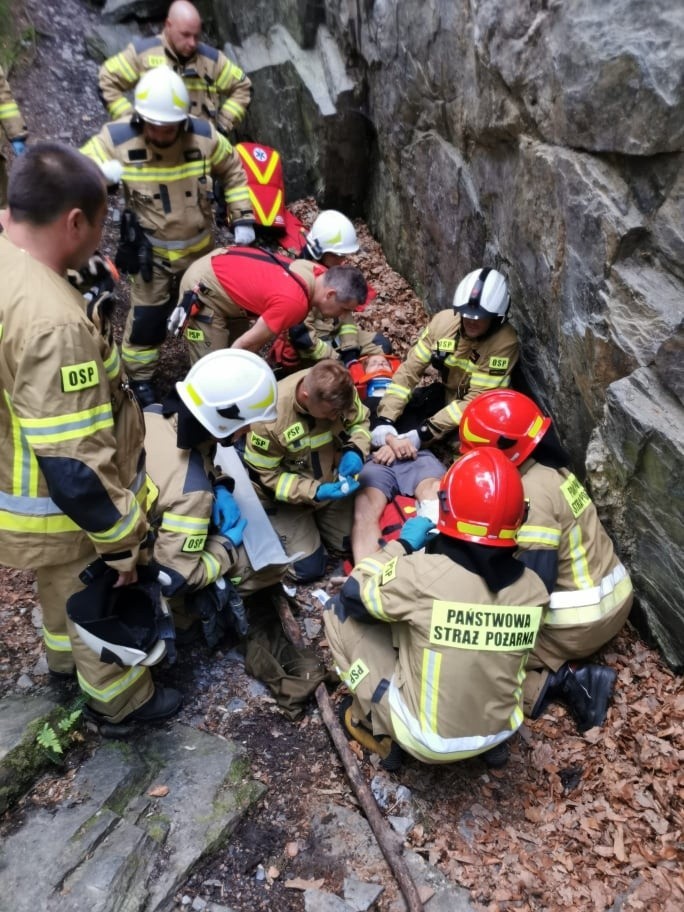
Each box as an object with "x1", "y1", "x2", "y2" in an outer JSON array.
[
  {"x1": 459, "y1": 390, "x2": 551, "y2": 466},
  {"x1": 437, "y1": 447, "x2": 526, "y2": 547}
]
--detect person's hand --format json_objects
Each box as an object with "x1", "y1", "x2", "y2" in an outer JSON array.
[
  {"x1": 338, "y1": 450, "x2": 363, "y2": 479},
  {"x1": 388, "y1": 434, "x2": 418, "y2": 461},
  {"x1": 211, "y1": 486, "x2": 241, "y2": 535},
  {"x1": 224, "y1": 517, "x2": 247, "y2": 547},
  {"x1": 233, "y1": 223, "x2": 256, "y2": 245},
  {"x1": 11, "y1": 139, "x2": 26, "y2": 156},
  {"x1": 372, "y1": 444, "x2": 396, "y2": 466},
  {"x1": 398, "y1": 516, "x2": 435, "y2": 552},
  {"x1": 99, "y1": 159, "x2": 124, "y2": 186},
  {"x1": 371, "y1": 424, "x2": 398, "y2": 447},
  {"x1": 315, "y1": 479, "x2": 360, "y2": 501}
]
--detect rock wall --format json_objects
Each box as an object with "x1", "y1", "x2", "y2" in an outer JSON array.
[{"x1": 92, "y1": 0, "x2": 684, "y2": 668}]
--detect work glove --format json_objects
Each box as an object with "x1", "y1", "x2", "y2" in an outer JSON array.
[
  {"x1": 314, "y1": 478, "x2": 360, "y2": 502},
  {"x1": 371, "y1": 423, "x2": 398, "y2": 447},
  {"x1": 167, "y1": 303, "x2": 186, "y2": 336},
  {"x1": 233, "y1": 223, "x2": 256, "y2": 246},
  {"x1": 418, "y1": 421, "x2": 437, "y2": 445},
  {"x1": 99, "y1": 159, "x2": 124, "y2": 187},
  {"x1": 398, "y1": 516, "x2": 435, "y2": 553},
  {"x1": 211, "y1": 485, "x2": 246, "y2": 545},
  {"x1": 11, "y1": 139, "x2": 26, "y2": 156},
  {"x1": 338, "y1": 450, "x2": 363, "y2": 479}
]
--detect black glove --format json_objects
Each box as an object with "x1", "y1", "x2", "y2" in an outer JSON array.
[
  {"x1": 186, "y1": 578, "x2": 249, "y2": 649},
  {"x1": 115, "y1": 209, "x2": 153, "y2": 281},
  {"x1": 418, "y1": 421, "x2": 437, "y2": 444},
  {"x1": 288, "y1": 322, "x2": 313, "y2": 350}
]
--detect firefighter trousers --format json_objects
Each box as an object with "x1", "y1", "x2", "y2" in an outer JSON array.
[
  {"x1": 265, "y1": 497, "x2": 354, "y2": 582},
  {"x1": 37, "y1": 552, "x2": 154, "y2": 723}
]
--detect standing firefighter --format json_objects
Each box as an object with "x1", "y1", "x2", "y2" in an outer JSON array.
[
  {"x1": 0, "y1": 64, "x2": 27, "y2": 207},
  {"x1": 324, "y1": 448, "x2": 550, "y2": 770},
  {"x1": 81, "y1": 66, "x2": 254, "y2": 406},
  {"x1": 459, "y1": 390, "x2": 633, "y2": 731},
  {"x1": 98, "y1": 0, "x2": 251, "y2": 136},
  {"x1": 0, "y1": 143, "x2": 180, "y2": 725}
]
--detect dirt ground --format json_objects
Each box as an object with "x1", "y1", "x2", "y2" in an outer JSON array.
[{"x1": 1, "y1": 2, "x2": 682, "y2": 910}]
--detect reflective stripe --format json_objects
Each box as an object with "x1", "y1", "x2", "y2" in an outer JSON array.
[
  {"x1": 220, "y1": 97, "x2": 246, "y2": 120},
  {"x1": 89, "y1": 500, "x2": 143, "y2": 545},
  {"x1": 147, "y1": 229, "x2": 210, "y2": 252},
  {"x1": 104, "y1": 53, "x2": 137, "y2": 82},
  {"x1": 108, "y1": 98, "x2": 133, "y2": 119},
  {"x1": 121, "y1": 344, "x2": 159, "y2": 366},
  {"x1": 160, "y1": 511, "x2": 209, "y2": 535},
  {"x1": 275, "y1": 472, "x2": 298, "y2": 501},
  {"x1": 103, "y1": 347, "x2": 122, "y2": 381},
  {"x1": 361, "y1": 571, "x2": 391, "y2": 622},
  {"x1": 445, "y1": 400, "x2": 464, "y2": 424},
  {"x1": 547, "y1": 563, "x2": 632, "y2": 625},
  {"x1": 216, "y1": 61, "x2": 245, "y2": 89},
  {"x1": 151, "y1": 235, "x2": 212, "y2": 262},
  {"x1": 420, "y1": 649, "x2": 441, "y2": 735},
  {"x1": 384, "y1": 381, "x2": 411, "y2": 402},
  {"x1": 199, "y1": 550, "x2": 222, "y2": 582},
  {"x1": 517, "y1": 524, "x2": 561, "y2": 547},
  {"x1": 43, "y1": 627, "x2": 72, "y2": 652},
  {"x1": 388, "y1": 679, "x2": 514, "y2": 762},
  {"x1": 122, "y1": 162, "x2": 209, "y2": 183},
  {"x1": 414, "y1": 337, "x2": 432, "y2": 364},
  {"x1": 567, "y1": 524, "x2": 592, "y2": 588},
  {"x1": 309, "y1": 431, "x2": 334, "y2": 449},
  {"x1": 0, "y1": 102, "x2": 21, "y2": 119},
  {"x1": 77, "y1": 665, "x2": 146, "y2": 703},
  {"x1": 249, "y1": 187, "x2": 283, "y2": 226},
  {"x1": 18, "y1": 403, "x2": 114, "y2": 446},
  {"x1": 243, "y1": 448, "x2": 281, "y2": 470}
]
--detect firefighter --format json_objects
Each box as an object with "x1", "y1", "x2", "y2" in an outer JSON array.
[
  {"x1": 459, "y1": 389, "x2": 633, "y2": 732},
  {"x1": 243, "y1": 360, "x2": 371, "y2": 582},
  {"x1": 324, "y1": 447, "x2": 550, "y2": 769},
  {"x1": 170, "y1": 248, "x2": 368, "y2": 362},
  {"x1": 143, "y1": 349, "x2": 286, "y2": 646},
  {"x1": 0, "y1": 142, "x2": 180, "y2": 725},
  {"x1": 282, "y1": 210, "x2": 391, "y2": 369},
  {"x1": 0, "y1": 64, "x2": 27, "y2": 207},
  {"x1": 98, "y1": 0, "x2": 251, "y2": 136},
  {"x1": 81, "y1": 66, "x2": 254, "y2": 406},
  {"x1": 374, "y1": 266, "x2": 519, "y2": 446}
]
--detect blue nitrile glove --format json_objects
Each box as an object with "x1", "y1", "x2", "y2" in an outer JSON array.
[
  {"x1": 338, "y1": 450, "x2": 363, "y2": 479},
  {"x1": 315, "y1": 478, "x2": 361, "y2": 502},
  {"x1": 211, "y1": 486, "x2": 241, "y2": 535},
  {"x1": 224, "y1": 516, "x2": 247, "y2": 548},
  {"x1": 11, "y1": 139, "x2": 26, "y2": 156},
  {"x1": 398, "y1": 516, "x2": 436, "y2": 552}
]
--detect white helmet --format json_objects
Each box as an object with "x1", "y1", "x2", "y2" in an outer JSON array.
[
  {"x1": 305, "y1": 210, "x2": 360, "y2": 259},
  {"x1": 134, "y1": 66, "x2": 190, "y2": 124},
  {"x1": 453, "y1": 268, "x2": 511, "y2": 322},
  {"x1": 67, "y1": 565, "x2": 174, "y2": 668},
  {"x1": 176, "y1": 349, "x2": 278, "y2": 439}
]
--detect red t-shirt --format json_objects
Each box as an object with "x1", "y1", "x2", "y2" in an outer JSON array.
[{"x1": 211, "y1": 248, "x2": 323, "y2": 335}]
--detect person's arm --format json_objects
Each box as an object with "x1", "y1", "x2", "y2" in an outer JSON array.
[
  {"x1": 97, "y1": 42, "x2": 140, "y2": 120},
  {"x1": 214, "y1": 52, "x2": 252, "y2": 133},
  {"x1": 243, "y1": 422, "x2": 320, "y2": 505},
  {"x1": 210, "y1": 130, "x2": 253, "y2": 225},
  {"x1": 376, "y1": 323, "x2": 434, "y2": 424},
  {"x1": 289, "y1": 311, "x2": 336, "y2": 362},
  {"x1": 14, "y1": 322, "x2": 148, "y2": 574},
  {"x1": 342, "y1": 390, "x2": 372, "y2": 458},
  {"x1": 231, "y1": 316, "x2": 276, "y2": 352}
]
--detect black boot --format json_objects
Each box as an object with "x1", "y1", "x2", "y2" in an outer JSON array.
[
  {"x1": 533, "y1": 663, "x2": 617, "y2": 733},
  {"x1": 482, "y1": 739, "x2": 510, "y2": 769}
]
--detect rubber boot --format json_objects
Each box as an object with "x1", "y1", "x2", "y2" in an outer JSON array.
[{"x1": 533, "y1": 663, "x2": 617, "y2": 733}]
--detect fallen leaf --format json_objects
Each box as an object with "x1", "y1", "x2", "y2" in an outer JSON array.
[{"x1": 285, "y1": 877, "x2": 325, "y2": 891}]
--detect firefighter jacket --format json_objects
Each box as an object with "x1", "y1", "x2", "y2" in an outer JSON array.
[
  {"x1": 339, "y1": 540, "x2": 550, "y2": 762},
  {"x1": 0, "y1": 65, "x2": 26, "y2": 144},
  {"x1": 289, "y1": 308, "x2": 365, "y2": 363},
  {"x1": 376, "y1": 310, "x2": 519, "y2": 438},
  {"x1": 0, "y1": 236, "x2": 148, "y2": 572},
  {"x1": 98, "y1": 33, "x2": 251, "y2": 133},
  {"x1": 517, "y1": 459, "x2": 633, "y2": 628},
  {"x1": 81, "y1": 117, "x2": 252, "y2": 266},
  {"x1": 143, "y1": 406, "x2": 239, "y2": 594},
  {"x1": 243, "y1": 369, "x2": 371, "y2": 505}
]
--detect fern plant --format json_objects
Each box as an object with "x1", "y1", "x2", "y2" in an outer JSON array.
[{"x1": 35, "y1": 700, "x2": 86, "y2": 763}]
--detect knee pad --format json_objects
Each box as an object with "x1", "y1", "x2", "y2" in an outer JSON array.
[{"x1": 129, "y1": 303, "x2": 171, "y2": 346}]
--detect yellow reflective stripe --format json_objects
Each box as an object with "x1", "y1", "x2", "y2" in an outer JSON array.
[
  {"x1": 160, "y1": 511, "x2": 209, "y2": 535},
  {"x1": 121, "y1": 344, "x2": 159, "y2": 366},
  {"x1": 275, "y1": 472, "x2": 298, "y2": 501},
  {"x1": 248, "y1": 187, "x2": 283, "y2": 226},
  {"x1": 0, "y1": 510, "x2": 80, "y2": 533},
  {"x1": 309, "y1": 431, "x2": 334, "y2": 449},
  {"x1": 151, "y1": 233, "x2": 212, "y2": 262},
  {"x1": 338, "y1": 322, "x2": 356, "y2": 336},
  {"x1": 5, "y1": 391, "x2": 35, "y2": 497},
  {"x1": 547, "y1": 568, "x2": 632, "y2": 625},
  {"x1": 109, "y1": 97, "x2": 133, "y2": 119},
  {"x1": 420, "y1": 649, "x2": 441, "y2": 734},
  {"x1": 77, "y1": 665, "x2": 146, "y2": 703},
  {"x1": 18, "y1": 403, "x2": 114, "y2": 445},
  {"x1": 568, "y1": 525, "x2": 593, "y2": 588},
  {"x1": 122, "y1": 161, "x2": 209, "y2": 182},
  {"x1": 306, "y1": 338, "x2": 328, "y2": 359},
  {"x1": 243, "y1": 448, "x2": 281, "y2": 470},
  {"x1": 183, "y1": 77, "x2": 215, "y2": 91},
  {"x1": 470, "y1": 371, "x2": 512, "y2": 390},
  {"x1": 216, "y1": 61, "x2": 244, "y2": 88},
  {"x1": 0, "y1": 102, "x2": 21, "y2": 119},
  {"x1": 90, "y1": 499, "x2": 142, "y2": 545},
  {"x1": 43, "y1": 627, "x2": 72, "y2": 652},
  {"x1": 414, "y1": 338, "x2": 432, "y2": 363},
  {"x1": 238, "y1": 145, "x2": 280, "y2": 185},
  {"x1": 199, "y1": 550, "x2": 222, "y2": 582},
  {"x1": 224, "y1": 186, "x2": 251, "y2": 204},
  {"x1": 220, "y1": 98, "x2": 245, "y2": 120},
  {"x1": 103, "y1": 347, "x2": 121, "y2": 380},
  {"x1": 79, "y1": 137, "x2": 108, "y2": 164},
  {"x1": 211, "y1": 132, "x2": 233, "y2": 162},
  {"x1": 517, "y1": 524, "x2": 561, "y2": 547},
  {"x1": 104, "y1": 53, "x2": 137, "y2": 82},
  {"x1": 445, "y1": 400, "x2": 464, "y2": 424},
  {"x1": 385, "y1": 381, "x2": 411, "y2": 401},
  {"x1": 361, "y1": 574, "x2": 391, "y2": 622}
]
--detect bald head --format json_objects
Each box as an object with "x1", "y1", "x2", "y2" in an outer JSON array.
[{"x1": 164, "y1": 1, "x2": 202, "y2": 59}]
